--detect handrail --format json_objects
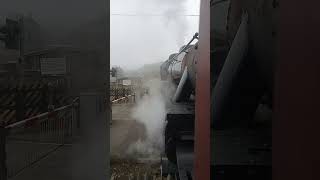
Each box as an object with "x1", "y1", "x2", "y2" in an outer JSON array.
[
  {"x1": 166, "y1": 33, "x2": 199, "y2": 66},
  {"x1": 5, "y1": 97, "x2": 79, "y2": 129}
]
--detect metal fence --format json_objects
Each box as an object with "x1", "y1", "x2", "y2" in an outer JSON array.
[
  {"x1": 0, "y1": 80, "x2": 72, "y2": 126},
  {"x1": 111, "y1": 94, "x2": 135, "y2": 104},
  {"x1": 110, "y1": 86, "x2": 134, "y2": 101},
  {"x1": 109, "y1": 86, "x2": 149, "y2": 104},
  {"x1": 0, "y1": 97, "x2": 79, "y2": 180}
]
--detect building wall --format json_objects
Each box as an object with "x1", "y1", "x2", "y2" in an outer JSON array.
[
  {"x1": 22, "y1": 16, "x2": 45, "y2": 53},
  {"x1": 69, "y1": 51, "x2": 106, "y2": 95},
  {"x1": 19, "y1": 47, "x2": 106, "y2": 96}
]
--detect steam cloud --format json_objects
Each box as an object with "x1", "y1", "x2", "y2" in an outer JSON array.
[
  {"x1": 126, "y1": 78, "x2": 175, "y2": 158},
  {"x1": 133, "y1": 0, "x2": 191, "y2": 47},
  {"x1": 157, "y1": 0, "x2": 189, "y2": 47}
]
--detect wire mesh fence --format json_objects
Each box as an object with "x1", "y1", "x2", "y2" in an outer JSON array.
[
  {"x1": 0, "y1": 98, "x2": 79, "y2": 179},
  {"x1": 110, "y1": 86, "x2": 135, "y2": 102}
]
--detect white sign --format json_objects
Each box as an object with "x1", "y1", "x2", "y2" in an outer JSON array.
[
  {"x1": 40, "y1": 57, "x2": 66, "y2": 75},
  {"x1": 122, "y1": 79, "x2": 131, "y2": 86}
]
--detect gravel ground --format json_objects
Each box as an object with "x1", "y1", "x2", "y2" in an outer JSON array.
[
  {"x1": 111, "y1": 158, "x2": 162, "y2": 180},
  {"x1": 111, "y1": 104, "x2": 162, "y2": 180}
]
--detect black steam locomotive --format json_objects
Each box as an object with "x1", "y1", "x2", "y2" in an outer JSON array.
[{"x1": 161, "y1": 0, "x2": 277, "y2": 179}]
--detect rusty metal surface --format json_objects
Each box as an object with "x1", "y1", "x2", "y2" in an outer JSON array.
[
  {"x1": 194, "y1": 0, "x2": 210, "y2": 179},
  {"x1": 274, "y1": 1, "x2": 320, "y2": 180}
]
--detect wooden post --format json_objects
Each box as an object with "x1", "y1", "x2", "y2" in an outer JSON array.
[{"x1": 15, "y1": 88, "x2": 24, "y2": 122}]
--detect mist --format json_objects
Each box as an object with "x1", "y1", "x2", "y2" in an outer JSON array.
[
  {"x1": 110, "y1": 0, "x2": 200, "y2": 70},
  {"x1": 126, "y1": 79, "x2": 166, "y2": 158},
  {"x1": 125, "y1": 76, "x2": 177, "y2": 161}
]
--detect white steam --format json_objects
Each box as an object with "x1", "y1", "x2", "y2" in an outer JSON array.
[{"x1": 126, "y1": 79, "x2": 175, "y2": 158}]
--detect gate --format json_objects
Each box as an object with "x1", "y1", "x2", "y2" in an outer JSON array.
[{"x1": 0, "y1": 98, "x2": 79, "y2": 179}]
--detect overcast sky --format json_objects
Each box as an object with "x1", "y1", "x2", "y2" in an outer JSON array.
[{"x1": 110, "y1": 0, "x2": 200, "y2": 70}]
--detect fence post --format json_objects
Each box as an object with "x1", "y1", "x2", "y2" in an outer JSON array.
[
  {"x1": 41, "y1": 84, "x2": 49, "y2": 112},
  {"x1": 73, "y1": 100, "x2": 80, "y2": 133},
  {"x1": 15, "y1": 88, "x2": 24, "y2": 122},
  {"x1": 115, "y1": 88, "x2": 118, "y2": 100},
  {"x1": 0, "y1": 123, "x2": 7, "y2": 180}
]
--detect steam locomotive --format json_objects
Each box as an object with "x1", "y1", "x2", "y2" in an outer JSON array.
[{"x1": 161, "y1": 0, "x2": 277, "y2": 179}]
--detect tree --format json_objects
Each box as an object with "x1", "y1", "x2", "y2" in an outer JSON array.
[{"x1": 111, "y1": 66, "x2": 124, "y2": 78}]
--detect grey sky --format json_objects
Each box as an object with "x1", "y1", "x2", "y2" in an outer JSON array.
[{"x1": 110, "y1": 0, "x2": 200, "y2": 70}]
